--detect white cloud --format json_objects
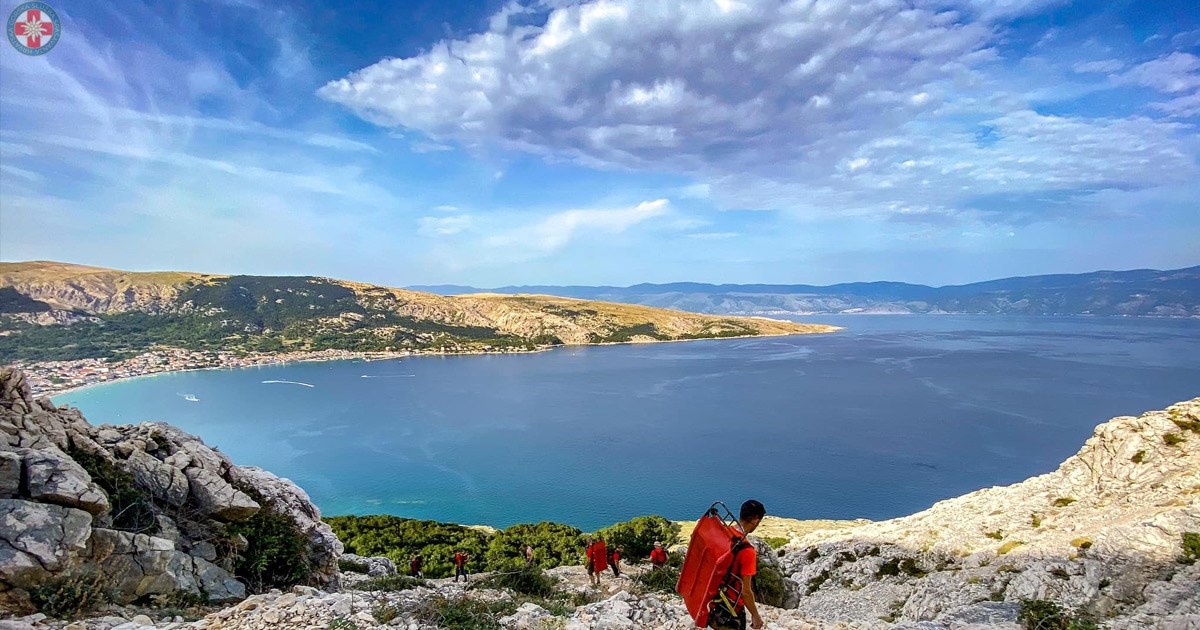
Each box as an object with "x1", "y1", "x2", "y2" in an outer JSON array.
[
  {"x1": 486, "y1": 199, "x2": 670, "y2": 256},
  {"x1": 320, "y1": 0, "x2": 1198, "y2": 226},
  {"x1": 1073, "y1": 59, "x2": 1124, "y2": 74},
  {"x1": 1117, "y1": 53, "x2": 1200, "y2": 94},
  {"x1": 685, "y1": 232, "x2": 739, "y2": 240},
  {"x1": 419, "y1": 215, "x2": 474, "y2": 236}
]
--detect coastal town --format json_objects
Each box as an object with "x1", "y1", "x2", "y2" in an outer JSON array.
[{"x1": 14, "y1": 348, "x2": 408, "y2": 398}]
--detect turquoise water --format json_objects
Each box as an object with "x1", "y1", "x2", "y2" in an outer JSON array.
[{"x1": 54, "y1": 315, "x2": 1200, "y2": 531}]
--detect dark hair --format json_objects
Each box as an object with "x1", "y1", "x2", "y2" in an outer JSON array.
[{"x1": 740, "y1": 499, "x2": 766, "y2": 521}]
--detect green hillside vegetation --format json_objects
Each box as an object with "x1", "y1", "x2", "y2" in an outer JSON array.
[{"x1": 326, "y1": 515, "x2": 678, "y2": 579}]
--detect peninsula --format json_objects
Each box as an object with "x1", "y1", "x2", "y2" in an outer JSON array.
[{"x1": 0, "y1": 261, "x2": 837, "y2": 391}]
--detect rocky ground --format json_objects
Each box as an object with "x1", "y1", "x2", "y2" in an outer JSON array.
[{"x1": 3, "y1": 365, "x2": 1198, "y2": 629}]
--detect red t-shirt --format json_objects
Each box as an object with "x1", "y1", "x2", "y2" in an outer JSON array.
[
  {"x1": 454, "y1": 553, "x2": 467, "y2": 567},
  {"x1": 650, "y1": 548, "x2": 667, "y2": 564},
  {"x1": 725, "y1": 528, "x2": 757, "y2": 612}
]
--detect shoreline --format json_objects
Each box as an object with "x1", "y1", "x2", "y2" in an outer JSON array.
[{"x1": 31, "y1": 326, "x2": 839, "y2": 400}]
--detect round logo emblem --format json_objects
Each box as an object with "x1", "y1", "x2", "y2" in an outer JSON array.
[{"x1": 7, "y1": 2, "x2": 60, "y2": 56}]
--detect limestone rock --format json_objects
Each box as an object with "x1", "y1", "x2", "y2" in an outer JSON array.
[
  {"x1": 341, "y1": 552, "x2": 397, "y2": 577},
  {"x1": 21, "y1": 445, "x2": 109, "y2": 515},
  {"x1": 126, "y1": 449, "x2": 189, "y2": 507},
  {"x1": 0, "y1": 499, "x2": 92, "y2": 588},
  {"x1": 184, "y1": 467, "x2": 259, "y2": 521}
]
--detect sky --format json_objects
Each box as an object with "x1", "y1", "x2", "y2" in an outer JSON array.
[{"x1": 0, "y1": 0, "x2": 1197, "y2": 287}]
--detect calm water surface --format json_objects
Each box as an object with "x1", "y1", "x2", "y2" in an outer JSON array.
[{"x1": 54, "y1": 315, "x2": 1200, "y2": 531}]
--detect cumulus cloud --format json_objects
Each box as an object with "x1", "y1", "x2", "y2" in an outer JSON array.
[
  {"x1": 419, "y1": 215, "x2": 474, "y2": 236},
  {"x1": 320, "y1": 0, "x2": 1198, "y2": 224},
  {"x1": 1115, "y1": 52, "x2": 1200, "y2": 119}
]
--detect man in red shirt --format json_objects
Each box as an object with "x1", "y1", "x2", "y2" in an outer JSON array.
[
  {"x1": 453, "y1": 550, "x2": 470, "y2": 583},
  {"x1": 719, "y1": 500, "x2": 766, "y2": 630},
  {"x1": 649, "y1": 541, "x2": 668, "y2": 569}
]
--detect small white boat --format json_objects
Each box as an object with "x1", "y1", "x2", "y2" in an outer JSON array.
[{"x1": 182, "y1": 394, "x2": 199, "y2": 402}]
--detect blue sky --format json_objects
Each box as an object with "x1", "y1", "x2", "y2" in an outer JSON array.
[{"x1": 0, "y1": 0, "x2": 1197, "y2": 287}]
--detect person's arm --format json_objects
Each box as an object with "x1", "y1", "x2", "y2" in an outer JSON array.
[{"x1": 742, "y1": 574, "x2": 763, "y2": 629}]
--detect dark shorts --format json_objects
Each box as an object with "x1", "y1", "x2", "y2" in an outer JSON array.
[{"x1": 585, "y1": 560, "x2": 594, "y2": 575}]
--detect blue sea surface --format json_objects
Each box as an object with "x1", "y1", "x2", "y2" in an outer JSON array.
[{"x1": 53, "y1": 315, "x2": 1200, "y2": 531}]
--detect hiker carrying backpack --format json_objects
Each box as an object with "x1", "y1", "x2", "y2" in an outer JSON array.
[{"x1": 676, "y1": 500, "x2": 767, "y2": 630}]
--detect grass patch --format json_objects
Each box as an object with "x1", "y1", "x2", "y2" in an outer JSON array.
[
  {"x1": 372, "y1": 603, "x2": 403, "y2": 624},
  {"x1": 1071, "y1": 538, "x2": 1092, "y2": 550},
  {"x1": 984, "y1": 530, "x2": 1004, "y2": 540},
  {"x1": 633, "y1": 565, "x2": 680, "y2": 594},
  {"x1": 1052, "y1": 497, "x2": 1076, "y2": 508},
  {"x1": 1131, "y1": 450, "x2": 1146, "y2": 464},
  {"x1": 413, "y1": 595, "x2": 516, "y2": 630},
  {"x1": 29, "y1": 571, "x2": 111, "y2": 619},
  {"x1": 763, "y1": 536, "x2": 790, "y2": 550},
  {"x1": 1164, "y1": 432, "x2": 1185, "y2": 447},
  {"x1": 751, "y1": 565, "x2": 789, "y2": 607},
  {"x1": 997, "y1": 541, "x2": 1025, "y2": 555},
  {"x1": 1017, "y1": 599, "x2": 1098, "y2": 630},
  {"x1": 1030, "y1": 513, "x2": 1042, "y2": 528}
]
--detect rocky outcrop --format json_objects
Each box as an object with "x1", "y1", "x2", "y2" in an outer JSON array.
[
  {"x1": 0, "y1": 368, "x2": 342, "y2": 616},
  {"x1": 777, "y1": 399, "x2": 1200, "y2": 628}
]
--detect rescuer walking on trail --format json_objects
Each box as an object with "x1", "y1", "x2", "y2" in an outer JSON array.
[
  {"x1": 409, "y1": 554, "x2": 424, "y2": 578},
  {"x1": 587, "y1": 537, "x2": 608, "y2": 586},
  {"x1": 650, "y1": 541, "x2": 668, "y2": 569},
  {"x1": 453, "y1": 549, "x2": 470, "y2": 583},
  {"x1": 725, "y1": 500, "x2": 766, "y2": 630}
]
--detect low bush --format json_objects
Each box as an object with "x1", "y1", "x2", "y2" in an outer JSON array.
[
  {"x1": 413, "y1": 595, "x2": 515, "y2": 630},
  {"x1": 595, "y1": 515, "x2": 679, "y2": 559},
  {"x1": 804, "y1": 548, "x2": 820, "y2": 562},
  {"x1": 634, "y1": 566, "x2": 680, "y2": 594},
  {"x1": 372, "y1": 603, "x2": 403, "y2": 624},
  {"x1": 1030, "y1": 513, "x2": 1042, "y2": 528},
  {"x1": 1071, "y1": 538, "x2": 1093, "y2": 550},
  {"x1": 763, "y1": 536, "x2": 790, "y2": 550},
  {"x1": 984, "y1": 530, "x2": 1004, "y2": 540},
  {"x1": 751, "y1": 564, "x2": 789, "y2": 607},
  {"x1": 1052, "y1": 497, "x2": 1076, "y2": 508},
  {"x1": 28, "y1": 571, "x2": 110, "y2": 619},
  {"x1": 1017, "y1": 599, "x2": 1098, "y2": 630},
  {"x1": 1130, "y1": 450, "x2": 1146, "y2": 464},
  {"x1": 484, "y1": 521, "x2": 585, "y2": 569},
  {"x1": 66, "y1": 444, "x2": 157, "y2": 534},
  {"x1": 1180, "y1": 532, "x2": 1200, "y2": 565},
  {"x1": 477, "y1": 562, "x2": 557, "y2": 598},
  {"x1": 225, "y1": 485, "x2": 310, "y2": 593},
  {"x1": 358, "y1": 575, "x2": 427, "y2": 592},
  {"x1": 1163, "y1": 433, "x2": 1185, "y2": 447}
]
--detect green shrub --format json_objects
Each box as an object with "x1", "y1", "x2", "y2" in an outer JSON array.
[
  {"x1": 1164, "y1": 433, "x2": 1185, "y2": 447},
  {"x1": 226, "y1": 486, "x2": 309, "y2": 593},
  {"x1": 28, "y1": 571, "x2": 110, "y2": 619},
  {"x1": 634, "y1": 565, "x2": 680, "y2": 593},
  {"x1": 751, "y1": 564, "x2": 789, "y2": 607},
  {"x1": 1181, "y1": 532, "x2": 1200, "y2": 565},
  {"x1": 1053, "y1": 497, "x2": 1076, "y2": 508},
  {"x1": 763, "y1": 536, "x2": 790, "y2": 550},
  {"x1": 358, "y1": 575, "x2": 427, "y2": 592},
  {"x1": 413, "y1": 595, "x2": 515, "y2": 630},
  {"x1": 1017, "y1": 599, "x2": 1098, "y2": 630},
  {"x1": 66, "y1": 444, "x2": 157, "y2": 534},
  {"x1": 595, "y1": 515, "x2": 680, "y2": 559},
  {"x1": 876, "y1": 557, "x2": 925, "y2": 579},
  {"x1": 1170, "y1": 412, "x2": 1200, "y2": 434},
  {"x1": 985, "y1": 530, "x2": 1004, "y2": 540},
  {"x1": 477, "y1": 562, "x2": 558, "y2": 598},
  {"x1": 806, "y1": 569, "x2": 831, "y2": 594},
  {"x1": 1071, "y1": 538, "x2": 1092, "y2": 550},
  {"x1": 1031, "y1": 513, "x2": 1043, "y2": 528},
  {"x1": 338, "y1": 558, "x2": 370, "y2": 574},
  {"x1": 804, "y1": 548, "x2": 820, "y2": 562},
  {"x1": 325, "y1": 515, "x2": 489, "y2": 579},
  {"x1": 1130, "y1": 450, "x2": 1146, "y2": 464},
  {"x1": 327, "y1": 618, "x2": 359, "y2": 630},
  {"x1": 485, "y1": 521, "x2": 585, "y2": 569}
]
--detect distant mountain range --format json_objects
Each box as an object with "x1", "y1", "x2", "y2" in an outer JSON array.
[{"x1": 411, "y1": 266, "x2": 1200, "y2": 317}]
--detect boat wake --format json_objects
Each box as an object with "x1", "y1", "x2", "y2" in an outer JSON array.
[
  {"x1": 177, "y1": 393, "x2": 200, "y2": 402},
  {"x1": 261, "y1": 380, "x2": 315, "y2": 388},
  {"x1": 359, "y1": 374, "x2": 415, "y2": 378}
]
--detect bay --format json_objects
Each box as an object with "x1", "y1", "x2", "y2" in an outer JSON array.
[{"x1": 53, "y1": 315, "x2": 1200, "y2": 532}]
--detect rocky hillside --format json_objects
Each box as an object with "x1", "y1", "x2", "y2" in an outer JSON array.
[
  {"x1": 0, "y1": 261, "x2": 835, "y2": 362},
  {"x1": 0, "y1": 368, "x2": 342, "y2": 616}
]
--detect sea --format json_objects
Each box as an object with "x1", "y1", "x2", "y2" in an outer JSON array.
[{"x1": 52, "y1": 315, "x2": 1200, "y2": 532}]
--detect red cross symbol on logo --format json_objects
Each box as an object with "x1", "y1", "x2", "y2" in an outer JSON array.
[{"x1": 13, "y1": 8, "x2": 54, "y2": 48}]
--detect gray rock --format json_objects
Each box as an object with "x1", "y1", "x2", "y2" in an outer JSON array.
[
  {"x1": 126, "y1": 449, "x2": 189, "y2": 507},
  {"x1": 21, "y1": 446, "x2": 110, "y2": 515},
  {"x1": 0, "y1": 499, "x2": 93, "y2": 588},
  {"x1": 184, "y1": 466, "x2": 259, "y2": 521},
  {"x1": 0, "y1": 450, "x2": 20, "y2": 497}
]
